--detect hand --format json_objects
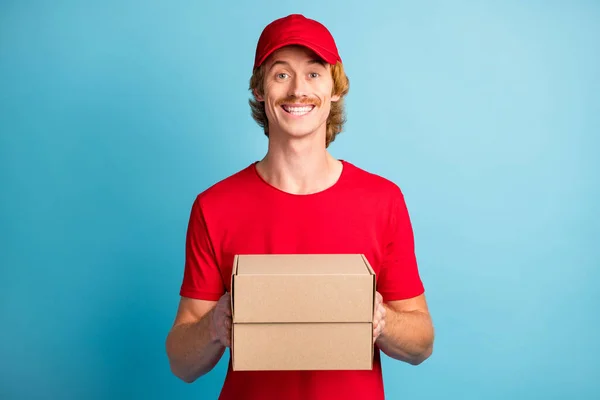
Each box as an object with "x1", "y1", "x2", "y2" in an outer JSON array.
[
  {"x1": 210, "y1": 292, "x2": 232, "y2": 348},
  {"x1": 373, "y1": 291, "x2": 386, "y2": 344}
]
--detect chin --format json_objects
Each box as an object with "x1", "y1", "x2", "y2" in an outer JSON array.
[
  {"x1": 283, "y1": 126, "x2": 319, "y2": 138},
  {"x1": 279, "y1": 126, "x2": 325, "y2": 141}
]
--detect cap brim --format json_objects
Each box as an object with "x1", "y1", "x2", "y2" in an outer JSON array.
[{"x1": 255, "y1": 38, "x2": 340, "y2": 68}]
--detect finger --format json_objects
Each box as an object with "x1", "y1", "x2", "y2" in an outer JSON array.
[
  {"x1": 373, "y1": 307, "x2": 382, "y2": 320},
  {"x1": 373, "y1": 327, "x2": 381, "y2": 344},
  {"x1": 373, "y1": 323, "x2": 381, "y2": 336},
  {"x1": 223, "y1": 319, "x2": 231, "y2": 332},
  {"x1": 226, "y1": 326, "x2": 232, "y2": 347},
  {"x1": 220, "y1": 326, "x2": 231, "y2": 346}
]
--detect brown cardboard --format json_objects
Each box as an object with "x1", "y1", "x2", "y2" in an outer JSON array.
[{"x1": 230, "y1": 254, "x2": 375, "y2": 371}]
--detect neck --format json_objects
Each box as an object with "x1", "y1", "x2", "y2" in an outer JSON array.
[{"x1": 256, "y1": 128, "x2": 343, "y2": 195}]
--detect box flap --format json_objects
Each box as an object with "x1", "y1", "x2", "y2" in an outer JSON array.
[
  {"x1": 236, "y1": 254, "x2": 372, "y2": 275},
  {"x1": 232, "y1": 254, "x2": 375, "y2": 324},
  {"x1": 230, "y1": 255, "x2": 238, "y2": 317}
]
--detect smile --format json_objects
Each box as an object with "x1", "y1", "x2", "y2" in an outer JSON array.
[{"x1": 281, "y1": 104, "x2": 315, "y2": 116}]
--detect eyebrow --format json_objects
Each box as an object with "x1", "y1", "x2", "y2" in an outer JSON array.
[
  {"x1": 308, "y1": 59, "x2": 327, "y2": 67},
  {"x1": 268, "y1": 59, "x2": 327, "y2": 71}
]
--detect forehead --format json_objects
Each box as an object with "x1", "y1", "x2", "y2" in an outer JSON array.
[{"x1": 265, "y1": 45, "x2": 327, "y2": 69}]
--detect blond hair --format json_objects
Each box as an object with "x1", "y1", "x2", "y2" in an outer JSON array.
[{"x1": 248, "y1": 62, "x2": 350, "y2": 147}]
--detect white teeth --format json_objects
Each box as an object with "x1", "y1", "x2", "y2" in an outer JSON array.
[{"x1": 283, "y1": 105, "x2": 314, "y2": 115}]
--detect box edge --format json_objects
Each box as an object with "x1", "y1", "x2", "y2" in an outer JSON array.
[
  {"x1": 231, "y1": 255, "x2": 239, "y2": 370},
  {"x1": 360, "y1": 254, "x2": 376, "y2": 366}
]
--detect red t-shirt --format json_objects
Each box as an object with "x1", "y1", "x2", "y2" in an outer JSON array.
[{"x1": 179, "y1": 160, "x2": 424, "y2": 400}]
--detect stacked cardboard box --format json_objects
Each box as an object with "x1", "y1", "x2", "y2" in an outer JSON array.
[{"x1": 230, "y1": 254, "x2": 375, "y2": 371}]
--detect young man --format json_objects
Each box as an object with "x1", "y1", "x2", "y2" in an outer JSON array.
[{"x1": 166, "y1": 14, "x2": 434, "y2": 400}]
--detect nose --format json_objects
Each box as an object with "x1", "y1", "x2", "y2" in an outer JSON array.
[{"x1": 288, "y1": 74, "x2": 309, "y2": 98}]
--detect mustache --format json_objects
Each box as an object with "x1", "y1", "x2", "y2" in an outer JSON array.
[{"x1": 275, "y1": 96, "x2": 322, "y2": 107}]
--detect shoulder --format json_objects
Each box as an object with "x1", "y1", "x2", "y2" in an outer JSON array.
[
  {"x1": 341, "y1": 160, "x2": 404, "y2": 199},
  {"x1": 342, "y1": 161, "x2": 415, "y2": 235},
  {"x1": 193, "y1": 163, "x2": 258, "y2": 208}
]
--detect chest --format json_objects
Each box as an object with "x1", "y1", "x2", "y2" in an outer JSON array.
[{"x1": 215, "y1": 199, "x2": 388, "y2": 291}]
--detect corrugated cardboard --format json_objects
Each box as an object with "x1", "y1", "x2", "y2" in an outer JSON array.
[{"x1": 230, "y1": 254, "x2": 375, "y2": 371}]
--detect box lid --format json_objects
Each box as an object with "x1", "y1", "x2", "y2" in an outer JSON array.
[{"x1": 231, "y1": 254, "x2": 375, "y2": 324}]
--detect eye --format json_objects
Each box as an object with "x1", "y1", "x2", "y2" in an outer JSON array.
[
  {"x1": 276, "y1": 73, "x2": 289, "y2": 79},
  {"x1": 309, "y1": 72, "x2": 320, "y2": 78}
]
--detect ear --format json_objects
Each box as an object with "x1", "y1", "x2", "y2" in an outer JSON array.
[
  {"x1": 253, "y1": 88, "x2": 264, "y2": 102},
  {"x1": 331, "y1": 93, "x2": 341, "y2": 102}
]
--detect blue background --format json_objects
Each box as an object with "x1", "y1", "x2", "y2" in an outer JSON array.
[{"x1": 1, "y1": 1, "x2": 598, "y2": 399}]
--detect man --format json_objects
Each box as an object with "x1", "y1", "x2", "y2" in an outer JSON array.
[{"x1": 166, "y1": 14, "x2": 434, "y2": 400}]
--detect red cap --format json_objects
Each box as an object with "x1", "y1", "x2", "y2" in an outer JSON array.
[{"x1": 253, "y1": 14, "x2": 342, "y2": 69}]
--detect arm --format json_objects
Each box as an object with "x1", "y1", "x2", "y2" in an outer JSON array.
[
  {"x1": 165, "y1": 295, "x2": 231, "y2": 383},
  {"x1": 373, "y1": 186, "x2": 433, "y2": 365},
  {"x1": 167, "y1": 195, "x2": 232, "y2": 382},
  {"x1": 375, "y1": 293, "x2": 434, "y2": 365}
]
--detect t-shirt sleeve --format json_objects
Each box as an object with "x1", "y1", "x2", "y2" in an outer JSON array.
[
  {"x1": 376, "y1": 187, "x2": 425, "y2": 301},
  {"x1": 179, "y1": 196, "x2": 225, "y2": 301}
]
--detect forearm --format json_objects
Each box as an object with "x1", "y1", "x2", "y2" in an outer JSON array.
[
  {"x1": 376, "y1": 305, "x2": 434, "y2": 365},
  {"x1": 166, "y1": 309, "x2": 226, "y2": 382}
]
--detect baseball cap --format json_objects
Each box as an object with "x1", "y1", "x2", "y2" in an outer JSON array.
[{"x1": 253, "y1": 14, "x2": 342, "y2": 69}]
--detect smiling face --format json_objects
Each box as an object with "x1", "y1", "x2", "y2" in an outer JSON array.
[{"x1": 254, "y1": 45, "x2": 341, "y2": 141}]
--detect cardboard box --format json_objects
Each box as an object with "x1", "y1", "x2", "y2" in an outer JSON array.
[{"x1": 230, "y1": 254, "x2": 375, "y2": 371}]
